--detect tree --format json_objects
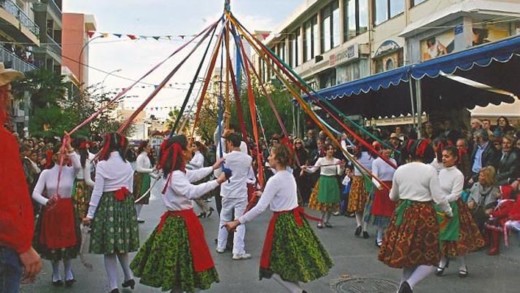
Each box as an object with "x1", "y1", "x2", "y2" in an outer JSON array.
[{"x1": 11, "y1": 69, "x2": 67, "y2": 112}]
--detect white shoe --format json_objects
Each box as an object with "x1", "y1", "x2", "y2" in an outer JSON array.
[
  {"x1": 232, "y1": 253, "x2": 251, "y2": 260},
  {"x1": 216, "y1": 247, "x2": 225, "y2": 254}
]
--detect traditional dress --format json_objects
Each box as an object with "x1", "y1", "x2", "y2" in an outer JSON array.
[
  {"x1": 131, "y1": 166, "x2": 219, "y2": 292},
  {"x1": 370, "y1": 156, "x2": 396, "y2": 228},
  {"x1": 133, "y1": 151, "x2": 154, "y2": 205},
  {"x1": 379, "y1": 162, "x2": 452, "y2": 268},
  {"x1": 307, "y1": 157, "x2": 342, "y2": 212},
  {"x1": 72, "y1": 154, "x2": 95, "y2": 221},
  {"x1": 437, "y1": 166, "x2": 485, "y2": 257},
  {"x1": 347, "y1": 152, "x2": 373, "y2": 213},
  {"x1": 238, "y1": 169, "x2": 332, "y2": 282},
  {"x1": 87, "y1": 152, "x2": 139, "y2": 255},
  {"x1": 32, "y1": 155, "x2": 81, "y2": 261}
]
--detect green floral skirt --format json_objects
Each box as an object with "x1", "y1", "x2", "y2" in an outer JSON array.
[
  {"x1": 134, "y1": 172, "x2": 151, "y2": 205},
  {"x1": 260, "y1": 212, "x2": 333, "y2": 282},
  {"x1": 130, "y1": 216, "x2": 219, "y2": 292},
  {"x1": 89, "y1": 191, "x2": 139, "y2": 254},
  {"x1": 72, "y1": 179, "x2": 92, "y2": 221}
]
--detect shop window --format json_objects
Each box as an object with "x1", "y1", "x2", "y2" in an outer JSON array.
[
  {"x1": 344, "y1": 0, "x2": 369, "y2": 41},
  {"x1": 373, "y1": 0, "x2": 404, "y2": 26}
]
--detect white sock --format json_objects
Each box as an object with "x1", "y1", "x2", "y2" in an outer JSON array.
[
  {"x1": 104, "y1": 254, "x2": 119, "y2": 290},
  {"x1": 64, "y1": 259, "x2": 73, "y2": 280},
  {"x1": 407, "y1": 265, "x2": 435, "y2": 289},
  {"x1": 135, "y1": 204, "x2": 143, "y2": 218},
  {"x1": 400, "y1": 267, "x2": 414, "y2": 285},
  {"x1": 355, "y1": 212, "x2": 362, "y2": 227},
  {"x1": 458, "y1": 256, "x2": 467, "y2": 270},
  {"x1": 376, "y1": 227, "x2": 384, "y2": 242},
  {"x1": 117, "y1": 253, "x2": 134, "y2": 281},
  {"x1": 272, "y1": 274, "x2": 303, "y2": 293},
  {"x1": 51, "y1": 261, "x2": 61, "y2": 281}
]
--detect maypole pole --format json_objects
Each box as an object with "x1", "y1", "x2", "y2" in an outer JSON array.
[{"x1": 224, "y1": 0, "x2": 232, "y2": 129}]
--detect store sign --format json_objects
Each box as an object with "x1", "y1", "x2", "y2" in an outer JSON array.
[
  {"x1": 472, "y1": 22, "x2": 511, "y2": 47},
  {"x1": 374, "y1": 40, "x2": 400, "y2": 58},
  {"x1": 330, "y1": 44, "x2": 359, "y2": 66},
  {"x1": 420, "y1": 29, "x2": 455, "y2": 61}
]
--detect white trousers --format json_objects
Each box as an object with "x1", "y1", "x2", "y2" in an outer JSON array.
[{"x1": 217, "y1": 197, "x2": 247, "y2": 254}]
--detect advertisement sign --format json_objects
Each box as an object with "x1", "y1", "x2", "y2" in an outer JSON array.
[
  {"x1": 472, "y1": 22, "x2": 511, "y2": 46},
  {"x1": 421, "y1": 30, "x2": 455, "y2": 61}
]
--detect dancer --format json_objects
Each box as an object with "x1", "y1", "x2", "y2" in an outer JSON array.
[
  {"x1": 378, "y1": 139, "x2": 453, "y2": 293},
  {"x1": 188, "y1": 141, "x2": 214, "y2": 218},
  {"x1": 0, "y1": 64, "x2": 42, "y2": 293},
  {"x1": 133, "y1": 140, "x2": 157, "y2": 223},
  {"x1": 225, "y1": 144, "x2": 332, "y2": 293},
  {"x1": 131, "y1": 135, "x2": 227, "y2": 293},
  {"x1": 71, "y1": 137, "x2": 95, "y2": 221},
  {"x1": 83, "y1": 133, "x2": 139, "y2": 293},
  {"x1": 32, "y1": 143, "x2": 82, "y2": 286},
  {"x1": 302, "y1": 143, "x2": 344, "y2": 228},
  {"x1": 435, "y1": 146, "x2": 485, "y2": 278},
  {"x1": 347, "y1": 145, "x2": 373, "y2": 237},
  {"x1": 370, "y1": 144, "x2": 396, "y2": 247}
]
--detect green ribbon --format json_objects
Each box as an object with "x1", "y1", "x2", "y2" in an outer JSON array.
[
  {"x1": 395, "y1": 200, "x2": 413, "y2": 226},
  {"x1": 436, "y1": 201, "x2": 460, "y2": 241}
]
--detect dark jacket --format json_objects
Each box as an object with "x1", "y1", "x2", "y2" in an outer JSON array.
[
  {"x1": 470, "y1": 142, "x2": 499, "y2": 177},
  {"x1": 496, "y1": 150, "x2": 520, "y2": 186}
]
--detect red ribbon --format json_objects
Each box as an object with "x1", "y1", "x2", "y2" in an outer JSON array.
[
  {"x1": 114, "y1": 187, "x2": 130, "y2": 201},
  {"x1": 156, "y1": 209, "x2": 215, "y2": 272},
  {"x1": 260, "y1": 207, "x2": 321, "y2": 270}
]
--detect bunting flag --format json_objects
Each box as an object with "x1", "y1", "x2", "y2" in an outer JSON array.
[{"x1": 87, "y1": 30, "x2": 202, "y2": 41}]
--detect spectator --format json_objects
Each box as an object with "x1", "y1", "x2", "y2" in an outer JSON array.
[
  {"x1": 469, "y1": 129, "x2": 499, "y2": 184},
  {"x1": 481, "y1": 119, "x2": 494, "y2": 138},
  {"x1": 495, "y1": 135, "x2": 520, "y2": 186},
  {"x1": 493, "y1": 116, "x2": 516, "y2": 138},
  {"x1": 467, "y1": 166, "x2": 500, "y2": 232}
]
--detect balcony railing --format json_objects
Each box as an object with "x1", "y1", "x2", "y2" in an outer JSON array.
[
  {"x1": 44, "y1": 0, "x2": 62, "y2": 20},
  {"x1": 0, "y1": 45, "x2": 37, "y2": 73},
  {"x1": 0, "y1": 0, "x2": 40, "y2": 36},
  {"x1": 44, "y1": 35, "x2": 61, "y2": 57}
]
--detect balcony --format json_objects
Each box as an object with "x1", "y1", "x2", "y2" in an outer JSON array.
[
  {"x1": 0, "y1": 0, "x2": 40, "y2": 37},
  {"x1": 32, "y1": 34, "x2": 61, "y2": 65},
  {"x1": 0, "y1": 44, "x2": 37, "y2": 73},
  {"x1": 33, "y1": 0, "x2": 62, "y2": 28}
]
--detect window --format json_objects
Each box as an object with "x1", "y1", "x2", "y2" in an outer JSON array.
[
  {"x1": 411, "y1": 0, "x2": 427, "y2": 7},
  {"x1": 290, "y1": 30, "x2": 300, "y2": 67},
  {"x1": 278, "y1": 42, "x2": 286, "y2": 63},
  {"x1": 344, "y1": 0, "x2": 369, "y2": 41},
  {"x1": 303, "y1": 16, "x2": 318, "y2": 62},
  {"x1": 373, "y1": 0, "x2": 404, "y2": 25},
  {"x1": 321, "y1": 0, "x2": 340, "y2": 53}
]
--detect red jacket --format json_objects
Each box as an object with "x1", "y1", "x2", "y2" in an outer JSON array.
[{"x1": 0, "y1": 126, "x2": 34, "y2": 254}]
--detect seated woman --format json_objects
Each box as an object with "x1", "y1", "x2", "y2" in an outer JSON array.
[{"x1": 467, "y1": 166, "x2": 500, "y2": 233}]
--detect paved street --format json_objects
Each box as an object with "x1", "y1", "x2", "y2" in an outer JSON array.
[{"x1": 21, "y1": 179, "x2": 520, "y2": 293}]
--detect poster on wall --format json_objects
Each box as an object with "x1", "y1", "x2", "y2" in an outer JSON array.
[
  {"x1": 421, "y1": 29, "x2": 455, "y2": 61},
  {"x1": 472, "y1": 22, "x2": 511, "y2": 46}
]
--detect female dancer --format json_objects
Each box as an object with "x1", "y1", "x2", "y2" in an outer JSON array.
[
  {"x1": 370, "y1": 144, "x2": 396, "y2": 247},
  {"x1": 130, "y1": 135, "x2": 227, "y2": 293},
  {"x1": 32, "y1": 143, "x2": 81, "y2": 286},
  {"x1": 83, "y1": 133, "x2": 139, "y2": 293},
  {"x1": 435, "y1": 146, "x2": 485, "y2": 277},
  {"x1": 134, "y1": 140, "x2": 156, "y2": 223},
  {"x1": 379, "y1": 139, "x2": 453, "y2": 293},
  {"x1": 71, "y1": 137, "x2": 95, "y2": 220},
  {"x1": 302, "y1": 143, "x2": 343, "y2": 228},
  {"x1": 225, "y1": 144, "x2": 332, "y2": 293},
  {"x1": 188, "y1": 141, "x2": 214, "y2": 218},
  {"x1": 348, "y1": 144, "x2": 374, "y2": 237}
]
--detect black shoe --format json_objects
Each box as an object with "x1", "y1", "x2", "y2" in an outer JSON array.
[
  {"x1": 52, "y1": 280, "x2": 63, "y2": 287},
  {"x1": 137, "y1": 219, "x2": 145, "y2": 223},
  {"x1": 398, "y1": 281, "x2": 413, "y2": 293},
  {"x1": 317, "y1": 222, "x2": 324, "y2": 229},
  {"x1": 65, "y1": 278, "x2": 76, "y2": 287},
  {"x1": 458, "y1": 266, "x2": 468, "y2": 278},
  {"x1": 198, "y1": 212, "x2": 207, "y2": 218},
  {"x1": 207, "y1": 207, "x2": 214, "y2": 218},
  {"x1": 324, "y1": 222, "x2": 333, "y2": 228},
  {"x1": 355, "y1": 226, "x2": 362, "y2": 236},
  {"x1": 363, "y1": 231, "x2": 369, "y2": 239},
  {"x1": 375, "y1": 239, "x2": 382, "y2": 248},
  {"x1": 122, "y1": 279, "x2": 135, "y2": 289},
  {"x1": 435, "y1": 258, "x2": 450, "y2": 276},
  {"x1": 110, "y1": 289, "x2": 120, "y2": 293}
]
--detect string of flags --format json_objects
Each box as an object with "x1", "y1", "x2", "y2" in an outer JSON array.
[{"x1": 87, "y1": 31, "x2": 255, "y2": 41}]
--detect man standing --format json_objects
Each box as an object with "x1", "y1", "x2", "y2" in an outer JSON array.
[
  {"x1": 216, "y1": 133, "x2": 254, "y2": 260},
  {"x1": 0, "y1": 63, "x2": 42, "y2": 292}
]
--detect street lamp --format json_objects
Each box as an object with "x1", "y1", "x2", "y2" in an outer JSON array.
[
  {"x1": 101, "y1": 68, "x2": 122, "y2": 94},
  {"x1": 78, "y1": 35, "x2": 103, "y2": 89}
]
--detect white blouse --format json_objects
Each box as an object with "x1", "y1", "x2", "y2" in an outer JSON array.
[
  {"x1": 238, "y1": 170, "x2": 298, "y2": 224},
  {"x1": 353, "y1": 152, "x2": 373, "y2": 176},
  {"x1": 188, "y1": 151, "x2": 205, "y2": 170},
  {"x1": 371, "y1": 157, "x2": 396, "y2": 189},
  {"x1": 305, "y1": 157, "x2": 342, "y2": 176},
  {"x1": 162, "y1": 167, "x2": 219, "y2": 211},
  {"x1": 438, "y1": 166, "x2": 464, "y2": 203},
  {"x1": 136, "y1": 152, "x2": 154, "y2": 173},
  {"x1": 87, "y1": 152, "x2": 134, "y2": 219},
  {"x1": 75, "y1": 156, "x2": 95, "y2": 187}
]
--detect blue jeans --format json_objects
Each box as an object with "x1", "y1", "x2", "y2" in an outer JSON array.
[{"x1": 0, "y1": 246, "x2": 22, "y2": 293}]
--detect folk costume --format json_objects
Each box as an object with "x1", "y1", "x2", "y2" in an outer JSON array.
[
  {"x1": 72, "y1": 148, "x2": 95, "y2": 221},
  {"x1": 32, "y1": 153, "x2": 81, "y2": 285},
  {"x1": 131, "y1": 141, "x2": 220, "y2": 293},
  {"x1": 133, "y1": 150, "x2": 155, "y2": 222},
  {"x1": 370, "y1": 156, "x2": 396, "y2": 246},
  {"x1": 238, "y1": 169, "x2": 332, "y2": 291}
]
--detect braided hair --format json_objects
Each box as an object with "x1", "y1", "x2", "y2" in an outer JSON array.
[
  {"x1": 157, "y1": 135, "x2": 188, "y2": 178},
  {"x1": 406, "y1": 139, "x2": 435, "y2": 164},
  {"x1": 98, "y1": 132, "x2": 128, "y2": 162}
]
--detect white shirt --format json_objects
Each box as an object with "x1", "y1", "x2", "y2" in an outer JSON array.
[
  {"x1": 238, "y1": 170, "x2": 298, "y2": 224},
  {"x1": 32, "y1": 164, "x2": 78, "y2": 205},
  {"x1": 87, "y1": 152, "x2": 134, "y2": 219},
  {"x1": 430, "y1": 159, "x2": 444, "y2": 174},
  {"x1": 371, "y1": 157, "x2": 396, "y2": 189},
  {"x1": 220, "y1": 150, "x2": 253, "y2": 199},
  {"x1": 389, "y1": 162, "x2": 452, "y2": 214},
  {"x1": 162, "y1": 167, "x2": 219, "y2": 211},
  {"x1": 75, "y1": 156, "x2": 95, "y2": 187},
  {"x1": 353, "y1": 152, "x2": 373, "y2": 176},
  {"x1": 306, "y1": 157, "x2": 342, "y2": 176},
  {"x1": 439, "y1": 166, "x2": 464, "y2": 202},
  {"x1": 136, "y1": 152, "x2": 154, "y2": 173},
  {"x1": 188, "y1": 151, "x2": 205, "y2": 170}
]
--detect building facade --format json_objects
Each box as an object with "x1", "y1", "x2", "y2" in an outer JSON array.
[
  {"x1": 259, "y1": 0, "x2": 520, "y2": 121},
  {"x1": 33, "y1": 0, "x2": 62, "y2": 74}
]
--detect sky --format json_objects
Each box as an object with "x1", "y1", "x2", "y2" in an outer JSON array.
[{"x1": 63, "y1": 0, "x2": 304, "y2": 119}]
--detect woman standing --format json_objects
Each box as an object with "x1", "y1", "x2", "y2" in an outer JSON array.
[
  {"x1": 293, "y1": 138, "x2": 309, "y2": 205},
  {"x1": 71, "y1": 138, "x2": 95, "y2": 221},
  {"x1": 134, "y1": 140, "x2": 155, "y2": 223},
  {"x1": 302, "y1": 143, "x2": 343, "y2": 228},
  {"x1": 370, "y1": 144, "x2": 396, "y2": 247},
  {"x1": 83, "y1": 133, "x2": 139, "y2": 293},
  {"x1": 32, "y1": 144, "x2": 81, "y2": 286},
  {"x1": 130, "y1": 135, "x2": 226, "y2": 293},
  {"x1": 378, "y1": 139, "x2": 453, "y2": 293},
  {"x1": 435, "y1": 146, "x2": 485, "y2": 278},
  {"x1": 188, "y1": 141, "x2": 214, "y2": 218},
  {"x1": 225, "y1": 144, "x2": 332, "y2": 293},
  {"x1": 347, "y1": 145, "x2": 374, "y2": 237}
]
